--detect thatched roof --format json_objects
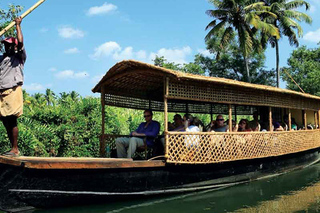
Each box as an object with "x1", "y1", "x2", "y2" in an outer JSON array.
[{"x1": 92, "y1": 60, "x2": 320, "y2": 101}]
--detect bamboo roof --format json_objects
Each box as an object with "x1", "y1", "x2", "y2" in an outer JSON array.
[{"x1": 92, "y1": 60, "x2": 320, "y2": 101}]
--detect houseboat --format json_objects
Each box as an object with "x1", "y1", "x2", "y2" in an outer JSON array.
[{"x1": 1, "y1": 60, "x2": 320, "y2": 211}]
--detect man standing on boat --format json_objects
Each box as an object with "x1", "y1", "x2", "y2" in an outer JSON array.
[
  {"x1": 0, "y1": 17, "x2": 26, "y2": 157},
  {"x1": 116, "y1": 109, "x2": 160, "y2": 158}
]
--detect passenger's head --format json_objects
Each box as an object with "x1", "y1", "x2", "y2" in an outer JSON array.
[
  {"x1": 173, "y1": 114, "x2": 183, "y2": 126},
  {"x1": 216, "y1": 114, "x2": 225, "y2": 127},
  {"x1": 183, "y1": 114, "x2": 193, "y2": 127},
  {"x1": 144, "y1": 109, "x2": 153, "y2": 122},
  {"x1": 191, "y1": 117, "x2": 201, "y2": 127},
  {"x1": 239, "y1": 119, "x2": 249, "y2": 130}
]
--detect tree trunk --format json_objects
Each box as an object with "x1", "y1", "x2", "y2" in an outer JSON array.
[
  {"x1": 275, "y1": 39, "x2": 280, "y2": 88},
  {"x1": 244, "y1": 55, "x2": 250, "y2": 82}
]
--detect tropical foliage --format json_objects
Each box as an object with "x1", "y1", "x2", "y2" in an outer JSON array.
[
  {"x1": 260, "y1": 0, "x2": 312, "y2": 87},
  {"x1": 281, "y1": 45, "x2": 320, "y2": 96},
  {"x1": 205, "y1": 0, "x2": 279, "y2": 82}
]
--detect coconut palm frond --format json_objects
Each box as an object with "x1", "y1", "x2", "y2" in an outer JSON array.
[
  {"x1": 205, "y1": 20, "x2": 227, "y2": 41},
  {"x1": 244, "y1": 2, "x2": 265, "y2": 11},
  {"x1": 220, "y1": 26, "x2": 235, "y2": 47},
  {"x1": 283, "y1": 10, "x2": 312, "y2": 24},
  {"x1": 285, "y1": 0, "x2": 310, "y2": 10}
]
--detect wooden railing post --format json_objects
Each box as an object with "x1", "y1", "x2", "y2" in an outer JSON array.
[
  {"x1": 303, "y1": 110, "x2": 307, "y2": 130},
  {"x1": 269, "y1": 107, "x2": 273, "y2": 132},
  {"x1": 315, "y1": 111, "x2": 318, "y2": 130},
  {"x1": 318, "y1": 110, "x2": 320, "y2": 129},
  {"x1": 288, "y1": 108, "x2": 292, "y2": 131},
  {"x1": 228, "y1": 104, "x2": 232, "y2": 132},
  {"x1": 164, "y1": 77, "x2": 169, "y2": 157},
  {"x1": 100, "y1": 86, "x2": 106, "y2": 157}
]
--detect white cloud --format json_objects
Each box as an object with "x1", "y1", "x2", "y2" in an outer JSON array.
[
  {"x1": 90, "y1": 42, "x2": 192, "y2": 64},
  {"x1": 24, "y1": 83, "x2": 45, "y2": 91},
  {"x1": 303, "y1": 28, "x2": 320, "y2": 43},
  {"x1": 136, "y1": 50, "x2": 147, "y2": 59},
  {"x1": 64, "y1": 48, "x2": 80, "y2": 54},
  {"x1": 113, "y1": 47, "x2": 134, "y2": 60},
  {"x1": 149, "y1": 46, "x2": 192, "y2": 64},
  {"x1": 55, "y1": 70, "x2": 89, "y2": 79},
  {"x1": 90, "y1": 41, "x2": 121, "y2": 60},
  {"x1": 197, "y1": 49, "x2": 213, "y2": 57},
  {"x1": 58, "y1": 26, "x2": 85, "y2": 39},
  {"x1": 87, "y1": 3, "x2": 117, "y2": 16},
  {"x1": 90, "y1": 42, "x2": 148, "y2": 61}
]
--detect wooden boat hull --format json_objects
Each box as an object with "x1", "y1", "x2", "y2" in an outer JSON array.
[{"x1": 1, "y1": 148, "x2": 320, "y2": 211}]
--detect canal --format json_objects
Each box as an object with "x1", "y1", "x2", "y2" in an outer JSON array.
[{"x1": 29, "y1": 163, "x2": 320, "y2": 213}]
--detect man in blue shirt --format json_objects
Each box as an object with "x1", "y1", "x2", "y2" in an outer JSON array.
[{"x1": 116, "y1": 109, "x2": 160, "y2": 158}]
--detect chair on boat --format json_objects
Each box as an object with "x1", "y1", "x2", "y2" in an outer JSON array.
[{"x1": 135, "y1": 136, "x2": 159, "y2": 160}]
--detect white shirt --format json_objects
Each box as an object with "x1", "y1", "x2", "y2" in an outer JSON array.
[{"x1": 185, "y1": 125, "x2": 200, "y2": 147}]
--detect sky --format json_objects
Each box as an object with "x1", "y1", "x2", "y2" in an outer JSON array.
[{"x1": 1, "y1": 0, "x2": 320, "y2": 97}]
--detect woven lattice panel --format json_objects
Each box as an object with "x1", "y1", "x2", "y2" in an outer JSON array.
[
  {"x1": 105, "y1": 94, "x2": 257, "y2": 115},
  {"x1": 168, "y1": 81, "x2": 320, "y2": 111},
  {"x1": 166, "y1": 130, "x2": 320, "y2": 164},
  {"x1": 103, "y1": 134, "x2": 129, "y2": 150}
]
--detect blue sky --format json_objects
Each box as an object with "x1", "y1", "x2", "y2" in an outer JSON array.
[{"x1": 1, "y1": 0, "x2": 320, "y2": 97}]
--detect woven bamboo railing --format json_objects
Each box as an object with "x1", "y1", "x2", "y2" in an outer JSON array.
[{"x1": 166, "y1": 130, "x2": 320, "y2": 164}]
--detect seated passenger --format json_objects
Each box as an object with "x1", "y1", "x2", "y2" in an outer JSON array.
[
  {"x1": 249, "y1": 111, "x2": 260, "y2": 131},
  {"x1": 169, "y1": 114, "x2": 185, "y2": 131},
  {"x1": 160, "y1": 114, "x2": 185, "y2": 149},
  {"x1": 116, "y1": 109, "x2": 160, "y2": 158},
  {"x1": 210, "y1": 115, "x2": 228, "y2": 132},
  {"x1": 237, "y1": 119, "x2": 251, "y2": 132},
  {"x1": 184, "y1": 114, "x2": 200, "y2": 147},
  {"x1": 273, "y1": 120, "x2": 284, "y2": 131}
]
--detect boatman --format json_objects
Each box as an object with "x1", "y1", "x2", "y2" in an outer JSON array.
[
  {"x1": 0, "y1": 17, "x2": 26, "y2": 157},
  {"x1": 116, "y1": 109, "x2": 160, "y2": 158}
]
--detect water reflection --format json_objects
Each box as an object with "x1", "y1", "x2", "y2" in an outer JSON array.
[{"x1": 34, "y1": 163, "x2": 320, "y2": 213}]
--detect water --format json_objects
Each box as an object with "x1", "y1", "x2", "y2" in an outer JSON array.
[{"x1": 30, "y1": 163, "x2": 320, "y2": 213}]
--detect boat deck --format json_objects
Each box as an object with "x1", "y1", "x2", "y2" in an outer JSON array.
[{"x1": 0, "y1": 156, "x2": 165, "y2": 169}]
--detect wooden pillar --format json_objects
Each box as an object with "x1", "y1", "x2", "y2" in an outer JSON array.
[
  {"x1": 269, "y1": 107, "x2": 273, "y2": 132},
  {"x1": 228, "y1": 104, "x2": 232, "y2": 132},
  {"x1": 235, "y1": 105, "x2": 238, "y2": 123},
  {"x1": 164, "y1": 78, "x2": 169, "y2": 156},
  {"x1": 315, "y1": 111, "x2": 318, "y2": 130},
  {"x1": 288, "y1": 109, "x2": 292, "y2": 131},
  {"x1": 318, "y1": 110, "x2": 320, "y2": 129},
  {"x1": 100, "y1": 86, "x2": 106, "y2": 157},
  {"x1": 303, "y1": 110, "x2": 307, "y2": 130}
]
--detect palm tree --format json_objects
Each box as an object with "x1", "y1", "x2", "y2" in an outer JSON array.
[
  {"x1": 260, "y1": 0, "x2": 311, "y2": 87},
  {"x1": 45, "y1": 89, "x2": 56, "y2": 106},
  {"x1": 205, "y1": 0, "x2": 279, "y2": 82}
]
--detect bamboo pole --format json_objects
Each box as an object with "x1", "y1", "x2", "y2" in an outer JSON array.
[
  {"x1": 315, "y1": 111, "x2": 318, "y2": 130},
  {"x1": 269, "y1": 107, "x2": 273, "y2": 132},
  {"x1": 318, "y1": 110, "x2": 320, "y2": 129},
  {"x1": 0, "y1": 0, "x2": 47, "y2": 37},
  {"x1": 100, "y1": 86, "x2": 106, "y2": 157},
  {"x1": 303, "y1": 110, "x2": 307, "y2": 130},
  {"x1": 288, "y1": 109, "x2": 292, "y2": 131},
  {"x1": 164, "y1": 78, "x2": 169, "y2": 157},
  {"x1": 228, "y1": 104, "x2": 232, "y2": 132}
]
